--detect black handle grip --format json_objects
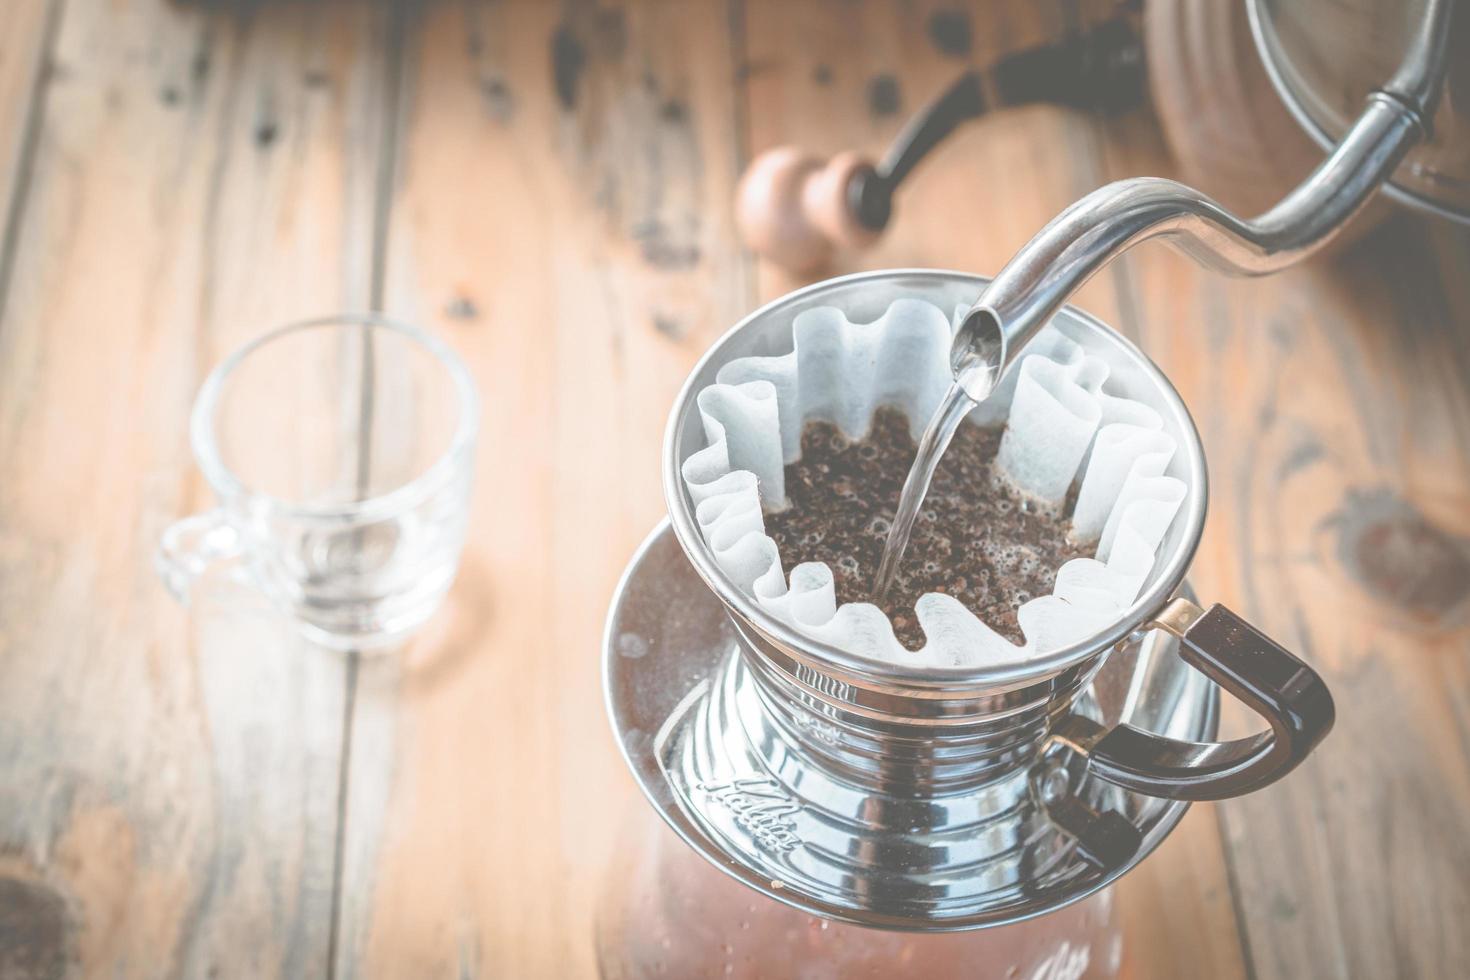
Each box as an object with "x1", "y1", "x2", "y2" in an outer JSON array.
[
  {"x1": 850, "y1": 73, "x2": 987, "y2": 232},
  {"x1": 991, "y1": 16, "x2": 1146, "y2": 116},
  {"x1": 1081, "y1": 603, "x2": 1336, "y2": 802},
  {"x1": 851, "y1": 15, "x2": 1147, "y2": 233},
  {"x1": 876, "y1": 72, "x2": 987, "y2": 191}
]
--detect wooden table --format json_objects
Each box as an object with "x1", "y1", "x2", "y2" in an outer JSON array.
[{"x1": 1, "y1": 2, "x2": 1466, "y2": 977}]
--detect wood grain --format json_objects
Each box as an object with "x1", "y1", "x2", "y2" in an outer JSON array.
[
  {"x1": 1096, "y1": 108, "x2": 1470, "y2": 980},
  {"x1": 0, "y1": 0, "x2": 55, "y2": 229},
  {"x1": 0, "y1": 0, "x2": 393, "y2": 974},
  {"x1": 333, "y1": 2, "x2": 749, "y2": 976},
  {"x1": 2, "y1": 2, "x2": 1466, "y2": 978}
]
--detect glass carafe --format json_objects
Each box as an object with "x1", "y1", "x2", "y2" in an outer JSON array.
[{"x1": 596, "y1": 808, "x2": 1120, "y2": 980}]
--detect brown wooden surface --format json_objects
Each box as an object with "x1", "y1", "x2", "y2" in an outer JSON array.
[
  {"x1": 0, "y1": 0, "x2": 393, "y2": 975},
  {"x1": 336, "y1": 4, "x2": 747, "y2": 976},
  {"x1": 0, "y1": 2, "x2": 1466, "y2": 978},
  {"x1": 0, "y1": 0, "x2": 56, "y2": 244}
]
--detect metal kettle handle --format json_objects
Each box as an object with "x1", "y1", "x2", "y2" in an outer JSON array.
[{"x1": 1054, "y1": 599, "x2": 1336, "y2": 802}]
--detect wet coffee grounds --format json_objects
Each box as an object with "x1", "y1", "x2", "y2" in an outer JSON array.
[{"x1": 763, "y1": 406, "x2": 1088, "y2": 649}]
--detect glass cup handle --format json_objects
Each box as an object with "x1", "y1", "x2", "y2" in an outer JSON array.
[
  {"x1": 155, "y1": 510, "x2": 245, "y2": 604},
  {"x1": 1050, "y1": 598, "x2": 1337, "y2": 802}
]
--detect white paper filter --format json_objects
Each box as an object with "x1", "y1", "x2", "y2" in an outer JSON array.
[{"x1": 681, "y1": 298, "x2": 1187, "y2": 668}]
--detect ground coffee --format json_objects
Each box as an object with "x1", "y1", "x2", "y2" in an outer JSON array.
[{"x1": 764, "y1": 406, "x2": 1087, "y2": 648}]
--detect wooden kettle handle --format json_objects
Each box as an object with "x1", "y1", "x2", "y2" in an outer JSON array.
[{"x1": 734, "y1": 148, "x2": 881, "y2": 275}]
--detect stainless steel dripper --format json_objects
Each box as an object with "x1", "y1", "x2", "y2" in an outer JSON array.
[
  {"x1": 604, "y1": 270, "x2": 1335, "y2": 931},
  {"x1": 604, "y1": 0, "x2": 1463, "y2": 938}
]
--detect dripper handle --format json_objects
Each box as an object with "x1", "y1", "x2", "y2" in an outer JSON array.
[{"x1": 1054, "y1": 598, "x2": 1336, "y2": 802}]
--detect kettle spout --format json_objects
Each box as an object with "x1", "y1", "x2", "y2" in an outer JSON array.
[{"x1": 955, "y1": 91, "x2": 1426, "y2": 382}]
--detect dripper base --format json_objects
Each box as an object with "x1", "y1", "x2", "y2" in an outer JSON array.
[{"x1": 604, "y1": 520, "x2": 1220, "y2": 931}]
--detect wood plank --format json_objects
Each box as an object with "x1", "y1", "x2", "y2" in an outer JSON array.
[
  {"x1": 0, "y1": 0, "x2": 55, "y2": 237},
  {"x1": 333, "y1": 2, "x2": 749, "y2": 976},
  {"x1": 742, "y1": 4, "x2": 1247, "y2": 978},
  {"x1": 0, "y1": 1, "x2": 393, "y2": 975},
  {"x1": 1096, "y1": 107, "x2": 1470, "y2": 980},
  {"x1": 1115, "y1": 805, "x2": 1250, "y2": 980}
]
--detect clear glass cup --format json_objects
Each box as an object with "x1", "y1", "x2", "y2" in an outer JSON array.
[{"x1": 156, "y1": 314, "x2": 479, "y2": 651}]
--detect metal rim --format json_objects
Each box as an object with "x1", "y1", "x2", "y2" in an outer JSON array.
[{"x1": 660, "y1": 269, "x2": 1210, "y2": 691}]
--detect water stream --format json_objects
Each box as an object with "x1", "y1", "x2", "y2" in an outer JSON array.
[{"x1": 871, "y1": 369, "x2": 995, "y2": 603}]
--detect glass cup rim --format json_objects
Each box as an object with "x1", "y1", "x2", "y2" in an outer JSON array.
[{"x1": 190, "y1": 312, "x2": 479, "y2": 524}]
